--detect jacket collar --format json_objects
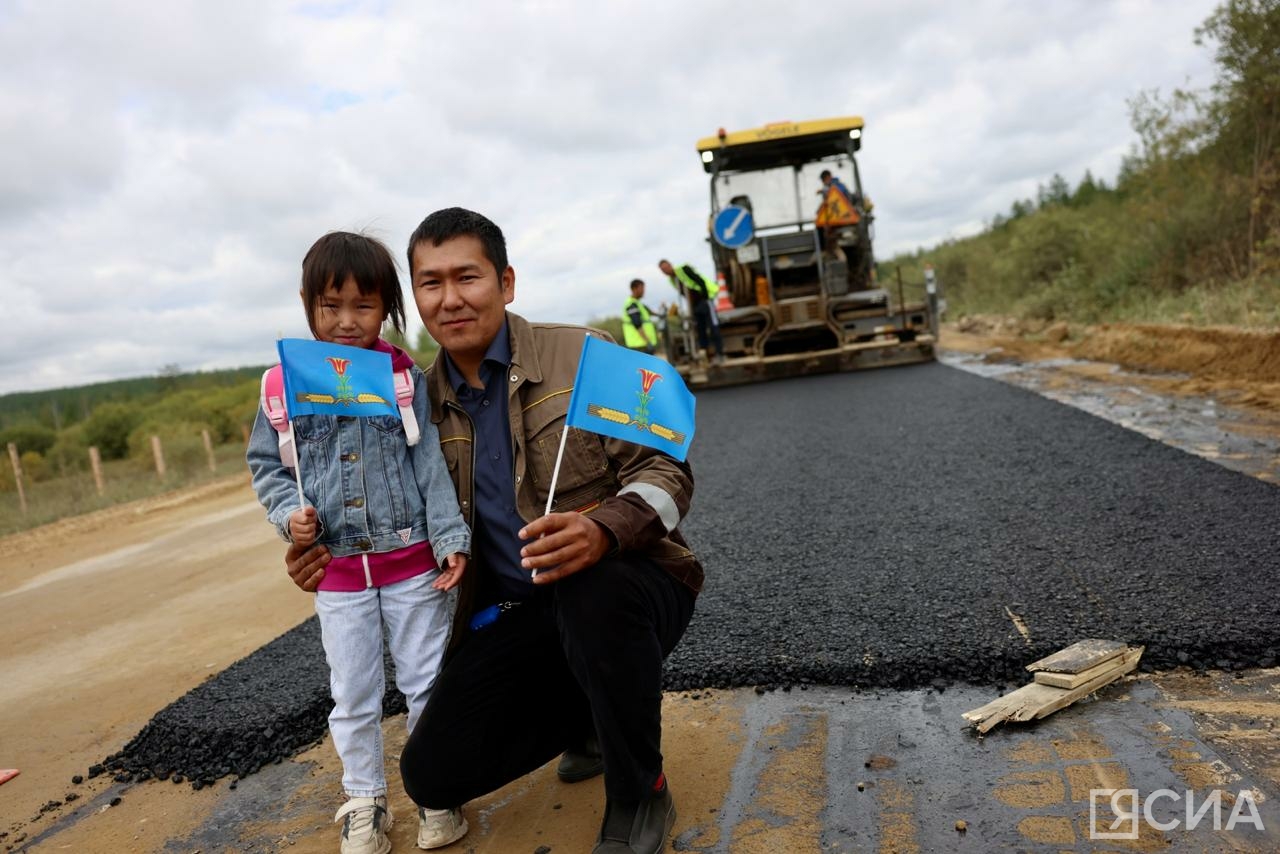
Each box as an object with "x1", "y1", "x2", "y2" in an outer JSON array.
[
  {"x1": 374, "y1": 338, "x2": 417, "y2": 372},
  {"x1": 427, "y1": 311, "x2": 542, "y2": 424}
]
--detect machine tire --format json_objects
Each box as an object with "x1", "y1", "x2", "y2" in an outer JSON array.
[{"x1": 727, "y1": 256, "x2": 753, "y2": 306}]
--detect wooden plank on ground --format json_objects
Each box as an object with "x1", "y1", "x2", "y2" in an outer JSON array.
[
  {"x1": 1025, "y1": 638, "x2": 1126, "y2": 674},
  {"x1": 1026, "y1": 648, "x2": 1142, "y2": 720},
  {"x1": 964, "y1": 647, "x2": 1144, "y2": 733},
  {"x1": 1034, "y1": 654, "x2": 1131, "y2": 689}
]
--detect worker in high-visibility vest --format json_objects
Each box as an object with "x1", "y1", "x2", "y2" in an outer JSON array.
[
  {"x1": 622, "y1": 279, "x2": 659, "y2": 355},
  {"x1": 658, "y1": 259, "x2": 723, "y2": 363}
]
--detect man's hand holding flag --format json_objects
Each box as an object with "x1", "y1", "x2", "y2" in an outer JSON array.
[{"x1": 527, "y1": 334, "x2": 697, "y2": 581}]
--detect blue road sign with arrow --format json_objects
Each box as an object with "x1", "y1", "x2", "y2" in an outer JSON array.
[{"x1": 712, "y1": 205, "x2": 754, "y2": 249}]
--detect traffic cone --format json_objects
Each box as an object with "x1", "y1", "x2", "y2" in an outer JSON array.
[{"x1": 715, "y1": 272, "x2": 733, "y2": 312}]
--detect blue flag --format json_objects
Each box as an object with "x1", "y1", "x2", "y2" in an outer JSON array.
[
  {"x1": 277, "y1": 339, "x2": 399, "y2": 419},
  {"x1": 565, "y1": 335, "x2": 696, "y2": 461}
]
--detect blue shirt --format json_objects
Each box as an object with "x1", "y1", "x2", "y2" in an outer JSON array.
[
  {"x1": 826, "y1": 176, "x2": 854, "y2": 202},
  {"x1": 444, "y1": 321, "x2": 533, "y2": 602}
]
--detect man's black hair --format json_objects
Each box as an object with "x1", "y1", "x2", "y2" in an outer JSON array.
[
  {"x1": 407, "y1": 207, "x2": 509, "y2": 277},
  {"x1": 630, "y1": 278, "x2": 645, "y2": 290},
  {"x1": 819, "y1": 169, "x2": 832, "y2": 180}
]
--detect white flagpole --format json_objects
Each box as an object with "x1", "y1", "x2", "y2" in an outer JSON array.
[
  {"x1": 278, "y1": 332, "x2": 307, "y2": 515},
  {"x1": 532, "y1": 333, "x2": 589, "y2": 579},
  {"x1": 543, "y1": 425, "x2": 571, "y2": 517},
  {"x1": 290, "y1": 419, "x2": 305, "y2": 511},
  {"x1": 531, "y1": 407, "x2": 572, "y2": 582}
]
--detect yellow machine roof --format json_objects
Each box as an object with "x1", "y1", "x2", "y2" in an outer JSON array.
[
  {"x1": 695, "y1": 116, "x2": 864, "y2": 152},
  {"x1": 695, "y1": 116, "x2": 864, "y2": 173}
]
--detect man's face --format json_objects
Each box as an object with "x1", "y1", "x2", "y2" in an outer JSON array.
[
  {"x1": 658, "y1": 261, "x2": 674, "y2": 277},
  {"x1": 633, "y1": 282, "x2": 645, "y2": 299},
  {"x1": 411, "y1": 234, "x2": 514, "y2": 362}
]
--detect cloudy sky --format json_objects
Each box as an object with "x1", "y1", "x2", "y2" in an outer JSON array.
[{"x1": 1, "y1": 0, "x2": 1221, "y2": 395}]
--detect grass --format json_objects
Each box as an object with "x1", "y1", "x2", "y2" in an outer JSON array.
[
  {"x1": 0, "y1": 442, "x2": 251, "y2": 538},
  {"x1": 1105, "y1": 275, "x2": 1280, "y2": 329}
]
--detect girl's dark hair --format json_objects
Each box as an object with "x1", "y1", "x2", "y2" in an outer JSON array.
[{"x1": 301, "y1": 231, "x2": 406, "y2": 335}]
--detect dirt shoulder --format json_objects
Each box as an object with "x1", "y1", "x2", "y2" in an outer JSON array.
[
  {"x1": 943, "y1": 315, "x2": 1280, "y2": 410},
  {"x1": 0, "y1": 476, "x2": 317, "y2": 849}
]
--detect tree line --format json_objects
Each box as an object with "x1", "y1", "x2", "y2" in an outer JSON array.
[
  {"x1": 888, "y1": 0, "x2": 1279, "y2": 328},
  {"x1": 0, "y1": 330, "x2": 438, "y2": 494}
]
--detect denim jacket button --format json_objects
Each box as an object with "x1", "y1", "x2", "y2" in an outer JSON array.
[
  {"x1": 357, "y1": 540, "x2": 371, "y2": 550},
  {"x1": 346, "y1": 497, "x2": 365, "y2": 508}
]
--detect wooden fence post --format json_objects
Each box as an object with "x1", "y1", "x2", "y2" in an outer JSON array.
[
  {"x1": 89, "y1": 446, "x2": 105, "y2": 496},
  {"x1": 151, "y1": 435, "x2": 166, "y2": 480},
  {"x1": 202, "y1": 429, "x2": 217, "y2": 473},
  {"x1": 7, "y1": 442, "x2": 27, "y2": 515}
]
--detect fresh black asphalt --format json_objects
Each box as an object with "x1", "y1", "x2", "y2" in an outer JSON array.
[{"x1": 102, "y1": 362, "x2": 1280, "y2": 786}]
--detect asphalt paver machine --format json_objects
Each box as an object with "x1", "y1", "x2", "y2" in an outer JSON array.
[{"x1": 667, "y1": 116, "x2": 938, "y2": 387}]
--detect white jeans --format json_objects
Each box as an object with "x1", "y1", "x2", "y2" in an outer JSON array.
[{"x1": 315, "y1": 571, "x2": 452, "y2": 797}]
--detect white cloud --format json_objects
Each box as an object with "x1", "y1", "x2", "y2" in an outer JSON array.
[{"x1": 0, "y1": 0, "x2": 1221, "y2": 394}]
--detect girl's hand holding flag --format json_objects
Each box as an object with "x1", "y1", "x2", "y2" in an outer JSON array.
[{"x1": 288, "y1": 506, "x2": 319, "y2": 547}]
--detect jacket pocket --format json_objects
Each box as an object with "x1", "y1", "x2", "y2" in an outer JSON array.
[
  {"x1": 524, "y1": 388, "x2": 609, "y2": 493},
  {"x1": 293, "y1": 414, "x2": 335, "y2": 443},
  {"x1": 365, "y1": 415, "x2": 405, "y2": 436}
]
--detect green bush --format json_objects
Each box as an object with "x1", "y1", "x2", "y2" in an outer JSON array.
[
  {"x1": 46, "y1": 425, "x2": 89, "y2": 474},
  {"x1": 0, "y1": 423, "x2": 57, "y2": 456},
  {"x1": 127, "y1": 421, "x2": 214, "y2": 477},
  {"x1": 19, "y1": 450, "x2": 47, "y2": 482},
  {"x1": 83, "y1": 402, "x2": 140, "y2": 460}
]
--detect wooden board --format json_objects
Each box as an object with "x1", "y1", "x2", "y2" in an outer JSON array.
[
  {"x1": 1034, "y1": 654, "x2": 1130, "y2": 689},
  {"x1": 964, "y1": 647, "x2": 1143, "y2": 733},
  {"x1": 1025, "y1": 638, "x2": 1126, "y2": 674}
]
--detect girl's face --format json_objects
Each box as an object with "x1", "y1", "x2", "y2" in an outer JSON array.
[{"x1": 310, "y1": 275, "x2": 386, "y2": 349}]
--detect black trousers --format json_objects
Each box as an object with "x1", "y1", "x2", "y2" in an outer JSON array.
[
  {"x1": 691, "y1": 300, "x2": 723, "y2": 356},
  {"x1": 400, "y1": 553, "x2": 696, "y2": 807}
]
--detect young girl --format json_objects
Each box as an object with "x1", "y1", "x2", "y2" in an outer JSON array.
[{"x1": 247, "y1": 231, "x2": 470, "y2": 854}]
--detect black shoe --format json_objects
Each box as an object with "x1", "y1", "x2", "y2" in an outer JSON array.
[
  {"x1": 592, "y1": 779, "x2": 676, "y2": 854},
  {"x1": 556, "y1": 733, "x2": 604, "y2": 783}
]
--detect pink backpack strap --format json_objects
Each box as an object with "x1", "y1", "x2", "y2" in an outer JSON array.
[
  {"x1": 395, "y1": 367, "x2": 420, "y2": 446},
  {"x1": 260, "y1": 365, "x2": 297, "y2": 469}
]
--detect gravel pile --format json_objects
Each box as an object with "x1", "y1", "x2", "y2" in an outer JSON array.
[
  {"x1": 104, "y1": 362, "x2": 1280, "y2": 786},
  {"x1": 100, "y1": 619, "x2": 405, "y2": 788}
]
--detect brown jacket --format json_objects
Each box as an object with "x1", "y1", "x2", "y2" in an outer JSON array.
[{"x1": 425, "y1": 312, "x2": 704, "y2": 638}]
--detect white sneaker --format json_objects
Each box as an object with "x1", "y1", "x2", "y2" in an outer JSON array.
[
  {"x1": 334, "y1": 796, "x2": 392, "y2": 854},
  {"x1": 417, "y1": 806, "x2": 468, "y2": 849}
]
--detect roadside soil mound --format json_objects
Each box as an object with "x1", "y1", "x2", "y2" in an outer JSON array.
[{"x1": 947, "y1": 316, "x2": 1280, "y2": 408}]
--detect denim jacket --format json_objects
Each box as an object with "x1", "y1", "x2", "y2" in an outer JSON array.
[{"x1": 246, "y1": 350, "x2": 470, "y2": 562}]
